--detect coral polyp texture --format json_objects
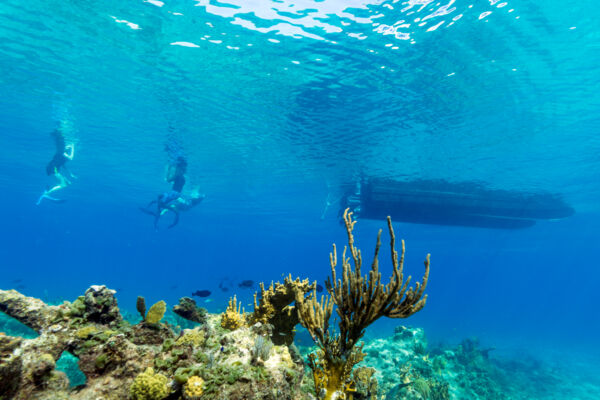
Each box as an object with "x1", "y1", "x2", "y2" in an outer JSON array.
[
  {"x1": 129, "y1": 367, "x2": 169, "y2": 400},
  {"x1": 182, "y1": 375, "x2": 205, "y2": 400},
  {"x1": 295, "y1": 208, "x2": 430, "y2": 400}
]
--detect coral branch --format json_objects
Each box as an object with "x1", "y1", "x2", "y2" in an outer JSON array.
[
  {"x1": 252, "y1": 274, "x2": 315, "y2": 345},
  {"x1": 296, "y1": 208, "x2": 431, "y2": 400}
]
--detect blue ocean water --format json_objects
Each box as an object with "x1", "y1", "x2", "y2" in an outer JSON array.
[{"x1": 1, "y1": 0, "x2": 599, "y2": 390}]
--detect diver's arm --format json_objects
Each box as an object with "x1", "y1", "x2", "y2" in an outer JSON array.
[{"x1": 64, "y1": 144, "x2": 75, "y2": 160}]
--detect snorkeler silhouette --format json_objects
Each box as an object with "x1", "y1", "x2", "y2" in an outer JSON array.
[
  {"x1": 140, "y1": 191, "x2": 205, "y2": 229},
  {"x1": 140, "y1": 152, "x2": 204, "y2": 229},
  {"x1": 37, "y1": 128, "x2": 75, "y2": 205}
]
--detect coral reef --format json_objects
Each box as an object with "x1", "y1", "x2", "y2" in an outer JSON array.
[
  {"x1": 221, "y1": 295, "x2": 245, "y2": 330},
  {"x1": 3, "y1": 285, "x2": 597, "y2": 400},
  {"x1": 0, "y1": 286, "x2": 308, "y2": 399},
  {"x1": 251, "y1": 275, "x2": 315, "y2": 345},
  {"x1": 295, "y1": 209, "x2": 430, "y2": 400}
]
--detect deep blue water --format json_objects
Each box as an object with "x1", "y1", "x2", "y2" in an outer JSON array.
[{"x1": 1, "y1": 0, "x2": 599, "y2": 369}]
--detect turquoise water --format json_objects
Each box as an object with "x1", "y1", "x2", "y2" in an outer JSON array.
[{"x1": 1, "y1": 0, "x2": 599, "y2": 396}]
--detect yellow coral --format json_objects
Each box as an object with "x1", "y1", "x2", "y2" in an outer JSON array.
[
  {"x1": 176, "y1": 328, "x2": 205, "y2": 347},
  {"x1": 182, "y1": 376, "x2": 204, "y2": 400},
  {"x1": 145, "y1": 301, "x2": 167, "y2": 324},
  {"x1": 296, "y1": 209, "x2": 430, "y2": 400},
  {"x1": 221, "y1": 295, "x2": 245, "y2": 330},
  {"x1": 129, "y1": 367, "x2": 169, "y2": 400},
  {"x1": 250, "y1": 275, "x2": 315, "y2": 345}
]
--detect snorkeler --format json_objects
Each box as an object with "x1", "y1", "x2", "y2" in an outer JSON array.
[
  {"x1": 166, "y1": 155, "x2": 187, "y2": 193},
  {"x1": 37, "y1": 128, "x2": 75, "y2": 205},
  {"x1": 153, "y1": 155, "x2": 188, "y2": 215},
  {"x1": 140, "y1": 152, "x2": 204, "y2": 228},
  {"x1": 140, "y1": 191, "x2": 205, "y2": 229}
]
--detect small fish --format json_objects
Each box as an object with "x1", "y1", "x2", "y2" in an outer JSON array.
[
  {"x1": 218, "y1": 279, "x2": 232, "y2": 292},
  {"x1": 192, "y1": 289, "x2": 212, "y2": 297},
  {"x1": 170, "y1": 285, "x2": 178, "y2": 290},
  {"x1": 12, "y1": 279, "x2": 23, "y2": 283},
  {"x1": 238, "y1": 279, "x2": 254, "y2": 288},
  {"x1": 16, "y1": 284, "x2": 26, "y2": 290},
  {"x1": 316, "y1": 284, "x2": 324, "y2": 293},
  {"x1": 204, "y1": 299, "x2": 213, "y2": 303}
]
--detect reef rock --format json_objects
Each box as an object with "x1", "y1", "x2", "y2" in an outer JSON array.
[{"x1": 0, "y1": 287, "x2": 311, "y2": 400}]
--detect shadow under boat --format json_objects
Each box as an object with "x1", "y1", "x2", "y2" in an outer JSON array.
[{"x1": 341, "y1": 179, "x2": 574, "y2": 229}]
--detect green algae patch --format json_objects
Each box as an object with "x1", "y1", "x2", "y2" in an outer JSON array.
[{"x1": 75, "y1": 325, "x2": 98, "y2": 339}]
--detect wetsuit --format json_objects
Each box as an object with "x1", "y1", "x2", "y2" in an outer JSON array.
[{"x1": 46, "y1": 130, "x2": 68, "y2": 175}]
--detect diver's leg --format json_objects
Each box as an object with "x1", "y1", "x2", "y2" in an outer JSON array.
[
  {"x1": 45, "y1": 184, "x2": 63, "y2": 195},
  {"x1": 62, "y1": 165, "x2": 77, "y2": 180},
  {"x1": 167, "y1": 210, "x2": 180, "y2": 229},
  {"x1": 140, "y1": 200, "x2": 158, "y2": 215},
  {"x1": 36, "y1": 192, "x2": 46, "y2": 205},
  {"x1": 57, "y1": 171, "x2": 71, "y2": 186},
  {"x1": 37, "y1": 171, "x2": 70, "y2": 205},
  {"x1": 139, "y1": 207, "x2": 157, "y2": 216},
  {"x1": 37, "y1": 187, "x2": 66, "y2": 205}
]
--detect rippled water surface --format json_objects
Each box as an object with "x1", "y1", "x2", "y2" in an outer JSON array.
[{"x1": 1, "y1": 0, "x2": 599, "y2": 376}]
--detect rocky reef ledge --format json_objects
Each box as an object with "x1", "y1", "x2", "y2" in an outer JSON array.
[{"x1": 0, "y1": 285, "x2": 308, "y2": 400}]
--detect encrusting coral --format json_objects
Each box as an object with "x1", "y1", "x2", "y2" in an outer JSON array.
[
  {"x1": 295, "y1": 209, "x2": 430, "y2": 400},
  {"x1": 251, "y1": 274, "x2": 315, "y2": 345}
]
